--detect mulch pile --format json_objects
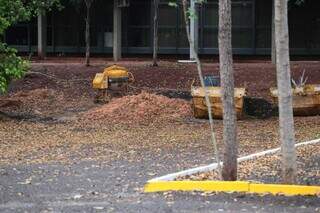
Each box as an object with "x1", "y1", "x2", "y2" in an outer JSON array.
[
  {"x1": 0, "y1": 88, "x2": 64, "y2": 116},
  {"x1": 83, "y1": 91, "x2": 192, "y2": 124},
  {"x1": 176, "y1": 143, "x2": 320, "y2": 186}
]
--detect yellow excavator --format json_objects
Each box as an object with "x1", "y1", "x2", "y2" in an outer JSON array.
[{"x1": 92, "y1": 65, "x2": 134, "y2": 103}]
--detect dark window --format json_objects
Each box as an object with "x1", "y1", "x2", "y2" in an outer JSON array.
[
  {"x1": 127, "y1": 0, "x2": 151, "y2": 47},
  {"x1": 255, "y1": 0, "x2": 271, "y2": 48},
  {"x1": 204, "y1": 3, "x2": 218, "y2": 27},
  {"x1": 159, "y1": 28, "x2": 176, "y2": 47},
  {"x1": 128, "y1": 28, "x2": 150, "y2": 47},
  {"x1": 203, "y1": 28, "x2": 218, "y2": 48},
  {"x1": 6, "y1": 25, "x2": 28, "y2": 45},
  {"x1": 178, "y1": 28, "x2": 189, "y2": 48}
]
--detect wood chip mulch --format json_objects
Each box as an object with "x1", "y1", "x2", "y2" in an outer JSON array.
[
  {"x1": 177, "y1": 143, "x2": 320, "y2": 186},
  {"x1": 82, "y1": 91, "x2": 192, "y2": 125}
]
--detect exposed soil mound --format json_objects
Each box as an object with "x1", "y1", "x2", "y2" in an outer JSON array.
[
  {"x1": 83, "y1": 91, "x2": 192, "y2": 124},
  {"x1": 0, "y1": 89, "x2": 64, "y2": 115},
  {"x1": 12, "y1": 88, "x2": 57, "y2": 102}
]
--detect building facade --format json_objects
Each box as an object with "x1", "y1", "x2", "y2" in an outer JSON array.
[{"x1": 4, "y1": 0, "x2": 320, "y2": 57}]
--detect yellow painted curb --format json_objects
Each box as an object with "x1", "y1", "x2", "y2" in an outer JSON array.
[
  {"x1": 144, "y1": 181, "x2": 249, "y2": 193},
  {"x1": 249, "y1": 183, "x2": 320, "y2": 196},
  {"x1": 144, "y1": 181, "x2": 320, "y2": 196}
]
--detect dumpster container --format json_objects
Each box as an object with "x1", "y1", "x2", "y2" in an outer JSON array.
[
  {"x1": 270, "y1": 84, "x2": 320, "y2": 116},
  {"x1": 191, "y1": 86, "x2": 246, "y2": 119}
]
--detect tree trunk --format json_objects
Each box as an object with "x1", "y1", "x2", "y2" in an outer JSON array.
[
  {"x1": 218, "y1": 0, "x2": 238, "y2": 181},
  {"x1": 152, "y1": 0, "x2": 159, "y2": 67},
  {"x1": 271, "y1": 0, "x2": 276, "y2": 64},
  {"x1": 274, "y1": 0, "x2": 297, "y2": 184},
  {"x1": 85, "y1": 1, "x2": 91, "y2": 67}
]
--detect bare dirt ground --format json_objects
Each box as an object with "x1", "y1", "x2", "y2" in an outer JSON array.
[
  {"x1": 0, "y1": 58, "x2": 319, "y2": 212},
  {"x1": 1, "y1": 59, "x2": 319, "y2": 164}
]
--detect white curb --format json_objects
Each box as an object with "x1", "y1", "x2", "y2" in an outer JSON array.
[
  {"x1": 149, "y1": 138, "x2": 320, "y2": 182},
  {"x1": 177, "y1": 60, "x2": 196, "y2": 63}
]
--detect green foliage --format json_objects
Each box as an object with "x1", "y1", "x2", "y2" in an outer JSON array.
[
  {"x1": 0, "y1": 43, "x2": 29, "y2": 93},
  {"x1": 292, "y1": 0, "x2": 304, "y2": 6},
  {"x1": 289, "y1": 0, "x2": 305, "y2": 8},
  {"x1": 27, "y1": 0, "x2": 63, "y2": 15},
  {"x1": 0, "y1": 0, "x2": 29, "y2": 93},
  {"x1": 0, "y1": 0, "x2": 29, "y2": 34},
  {"x1": 168, "y1": 2, "x2": 178, "y2": 7},
  {"x1": 0, "y1": 0, "x2": 61, "y2": 93},
  {"x1": 169, "y1": 0, "x2": 207, "y2": 19}
]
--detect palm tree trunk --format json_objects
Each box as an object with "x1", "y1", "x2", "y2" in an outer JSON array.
[
  {"x1": 219, "y1": 0, "x2": 238, "y2": 181},
  {"x1": 274, "y1": 0, "x2": 297, "y2": 184}
]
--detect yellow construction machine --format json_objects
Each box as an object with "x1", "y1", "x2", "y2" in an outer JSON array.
[{"x1": 92, "y1": 65, "x2": 134, "y2": 102}]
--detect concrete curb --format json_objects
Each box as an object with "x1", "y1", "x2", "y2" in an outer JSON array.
[
  {"x1": 149, "y1": 138, "x2": 320, "y2": 182},
  {"x1": 144, "y1": 138, "x2": 320, "y2": 196}
]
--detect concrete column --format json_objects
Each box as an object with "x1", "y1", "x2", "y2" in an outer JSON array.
[
  {"x1": 271, "y1": 0, "x2": 276, "y2": 64},
  {"x1": 190, "y1": 0, "x2": 199, "y2": 60},
  {"x1": 113, "y1": 0, "x2": 122, "y2": 62},
  {"x1": 37, "y1": 11, "x2": 47, "y2": 59}
]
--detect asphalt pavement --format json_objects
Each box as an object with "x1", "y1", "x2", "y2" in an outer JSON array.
[{"x1": 0, "y1": 152, "x2": 319, "y2": 213}]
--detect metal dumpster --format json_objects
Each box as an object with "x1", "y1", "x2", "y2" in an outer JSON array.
[
  {"x1": 270, "y1": 84, "x2": 320, "y2": 116},
  {"x1": 191, "y1": 86, "x2": 246, "y2": 119}
]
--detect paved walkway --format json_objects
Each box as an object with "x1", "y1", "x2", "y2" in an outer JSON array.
[{"x1": 0, "y1": 152, "x2": 319, "y2": 213}]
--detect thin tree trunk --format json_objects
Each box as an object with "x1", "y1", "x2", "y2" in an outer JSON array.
[
  {"x1": 271, "y1": 0, "x2": 276, "y2": 64},
  {"x1": 274, "y1": 0, "x2": 297, "y2": 184},
  {"x1": 152, "y1": 0, "x2": 159, "y2": 67},
  {"x1": 218, "y1": 0, "x2": 238, "y2": 181},
  {"x1": 85, "y1": 1, "x2": 91, "y2": 67},
  {"x1": 182, "y1": 0, "x2": 222, "y2": 179}
]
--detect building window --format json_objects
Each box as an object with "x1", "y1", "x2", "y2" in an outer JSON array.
[{"x1": 127, "y1": 0, "x2": 151, "y2": 47}]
